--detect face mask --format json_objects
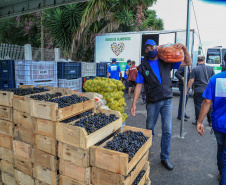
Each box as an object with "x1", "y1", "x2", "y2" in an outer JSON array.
[{"x1": 147, "y1": 49, "x2": 158, "y2": 59}]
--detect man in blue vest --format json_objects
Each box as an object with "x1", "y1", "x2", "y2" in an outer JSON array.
[
  {"x1": 124, "y1": 60, "x2": 131, "y2": 95},
  {"x1": 107, "y1": 58, "x2": 122, "y2": 80},
  {"x1": 197, "y1": 67, "x2": 226, "y2": 184},
  {"x1": 130, "y1": 39, "x2": 192, "y2": 170}
]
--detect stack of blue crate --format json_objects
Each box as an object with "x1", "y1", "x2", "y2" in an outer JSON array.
[
  {"x1": 57, "y1": 62, "x2": 82, "y2": 91},
  {"x1": 0, "y1": 60, "x2": 15, "y2": 89}
]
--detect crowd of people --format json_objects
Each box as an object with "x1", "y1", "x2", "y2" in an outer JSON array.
[{"x1": 107, "y1": 40, "x2": 226, "y2": 185}]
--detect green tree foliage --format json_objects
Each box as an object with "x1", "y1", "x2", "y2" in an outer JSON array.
[{"x1": 0, "y1": 0, "x2": 164, "y2": 61}]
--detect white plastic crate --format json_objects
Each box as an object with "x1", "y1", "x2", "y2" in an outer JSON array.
[
  {"x1": 81, "y1": 62, "x2": 96, "y2": 77},
  {"x1": 15, "y1": 60, "x2": 57, "y2": 82},
  {"x1": 58, "y1": 78, "x2": 82, "y2": 92},
  {"x1": 16, "y1": 81, "x2": 58, "y2": 88}
]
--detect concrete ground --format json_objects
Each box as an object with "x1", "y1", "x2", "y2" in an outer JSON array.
[{"x1": 124, "y1": 91, "x2": 219, "y2": 185}]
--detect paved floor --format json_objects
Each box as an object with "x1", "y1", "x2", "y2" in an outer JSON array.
[{"x1": 124, "y1": 91, "x2": 219, "y2": 185}]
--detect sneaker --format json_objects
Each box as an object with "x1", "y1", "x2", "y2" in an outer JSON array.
[
  {"x1": 177, "y1": 117, "x2": 187, "y2": 121},
  {"x1": 185, "y1": 115, "x2": 190, "y2": 119},
  {"x1": 192, "y1": 120, "x2": 197, "y2": 125}
]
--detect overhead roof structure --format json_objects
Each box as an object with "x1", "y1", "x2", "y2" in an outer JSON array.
[{"x1": 0, "y1": 0, "x2": 91, "y2": 19}]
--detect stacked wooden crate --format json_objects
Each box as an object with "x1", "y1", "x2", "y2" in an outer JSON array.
[
  {"x1": 30, "y1": 89, "x2": 96, "y2": 185},
  {"x1": 90, "y1": 126, "x2": 152, "y2": 185},
  {"x1": 0, "y1": 88, "x2": 16, "y2": 185},
  {"x1": 56, "y1": 108, "x2": 123, "y2": 185}
]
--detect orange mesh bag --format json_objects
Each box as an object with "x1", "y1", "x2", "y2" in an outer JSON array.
[{"x1": 158, "y1": 44, "x2": 184, "y2": 63}]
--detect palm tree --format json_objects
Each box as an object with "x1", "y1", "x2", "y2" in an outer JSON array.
[{"x1": 43, "y1": 0, "x2": 160, "y2": 61}]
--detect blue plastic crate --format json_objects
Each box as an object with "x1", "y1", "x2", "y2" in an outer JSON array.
[
  {"x1": 96, "y1": 63, "x2": 108, "y2": 77},
  {"x1": 0, "y1": 79, "x2": 15, "y2": 89},
  {"x1": 0, "y1": 60, "x2": 15, "y2": 80},
  {"x1": 57, "y1": 62, "x2": 81, "y2": 79}
]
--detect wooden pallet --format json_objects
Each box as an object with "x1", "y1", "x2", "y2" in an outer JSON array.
[
  {"x1": 59, "y1": 159, "x2": 91, "y2": 185},
  {"x1": 91, "y1": 152, "x2": 149, "y2": 185},
  {"x1": 0, "y1": 105, "x2": 13, "y2": 121},
  {"x1": 32, "y1": 149, "x2": 59, "y2": 171},
  {"x1": 14, "y1": 125, "x2": 34, "y2": 145},
  {"x1": 90, "y1": 126, "x2": 152, "y2": 176},
  {"x1": 33, "y1": 165, "x2": 59, "y2": 185},
  {"x1": 15, "y1": 169, "x2": 35, "y2": 185},
  {"x1": 56, "y1": 109, "x2": 122, "y2": 149},
  {"x1": 0, "y1": 147, "x2": 14, "y2": 163},
  {"x1": 31, "y1": 94, "x2": 95, "y2": 121},
  {"x1": 0, "y1": 133, "x2": 13, "y2": 150},
  {"x1": 0, "y1": 160, "x2": 15, "y2": 177},
  {"x1": 34, "y1": 134, "x2": 57, "y2": 156},
  {"x1": 58, "y1": 142, "x2": 90, "y2": 167},
  {"x1": 0, "y1": 119, "x2": 14, "y2": 137}
]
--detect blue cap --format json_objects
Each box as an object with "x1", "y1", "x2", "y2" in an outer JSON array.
[
  {"x1": 112, "y1": 58, "x2": 117, "y2": 62},
  {"x1": 145, "y1": 39, "x2": 156, "y2": 47}
]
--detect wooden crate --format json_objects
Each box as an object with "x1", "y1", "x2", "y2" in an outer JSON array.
[
  {"x1": 58, "y1": 142, "x2": 89, "y2": 167},
  {"x1": 0, "y1": 85, "x2": 53, "y2": 108},
  {"x1": 13, "y1": 140, "x2": 32, "y2": 160},
  {"x1": 32, "y1": 149, "x2": 59, "y2": 171},
  {"x1": 14, "y1": 154, "x2": 33, "y2": 176},
  {"x1": 0, "y1": 91, "x2": 14, "y2": 107},
  {"x1": 34, "y1": 134, "x2": 57, "y2": 156},
  {"x1": 12, "y1": 88, "x2": 63, "y2": 114},
  {"x1": 14, "y1": 125, "x2": 34, "y2": 145},
  {"x1": 90, "y1": 126, "x2": 152, "y2": 176},
  {"x1": 33, "y1": 165, "x2": 59, "y2": 185},
  {"x1": 0, "y1": 133, "x2": 13, "y2": 150},
  {"x1": 2, "y1": 172, "x2": 17, "y2": 185},
  {"x1": 136, "y1": 162, "x2": 150, "y2": 185},
  {"x1": 59, "y1": 159, "x2": 91, "y2": 185},
  {"x1": 144, "y1": 178, "x2": 151, "y2": 185},
  {"x1": 0, "y1": 160, "x2": 15, "y2": 177},
  {"x1": 91, "y1": 152, "x2": 149, "y2": 185},
  {"x1": 0, "y1": 147, "x2": 14, "y2": 163},
  {"x1": 15, "y1": 169, "x2": 35, "y2": 185},
  {"x1": 56, "y1": 109, "x2": 122, "y2": 149},
  {"x1": 33, "y1": 118, "x2": 56, "y2": 138},
  {"x1": 34, "y1": 179, "x2": 50, "y2": 185},
  {"x1": 31, "y1": 92, "x2": 95, "y2": 121},
  {"x1": 13, "y1": 110, "x2": 33, "y2": 130},
  {"x1": 0, "y1": 119, "x2": 14, "y2": 137},
  {"x1": 59, "y1": 175, "x2": 92, "y2": 185},
  {"x1": 0, "y1": 105, "x2": 13, "y2": 121}
]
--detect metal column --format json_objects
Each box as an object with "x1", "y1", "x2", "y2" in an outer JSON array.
[{"x1": 180, "y1": 0, "x2": 191, "y2": 138}]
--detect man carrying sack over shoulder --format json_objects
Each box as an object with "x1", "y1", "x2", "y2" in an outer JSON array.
[{"x1": 130, "y1": 39, "x2": 192, "y2": 170}]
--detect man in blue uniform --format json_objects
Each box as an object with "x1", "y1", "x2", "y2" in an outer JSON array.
[
  {"x1": 197, "y1": 68, "x2": 226, "y2": 184},
  {"x1": 124, "y1": 60, "x2": 131, "y2": 94},
  {"x1": 130, "y1": 39, "x2": 192, "y2": 170},
  {"x1": 107, "y1": 58, "x2": 122, "y2": 80}
]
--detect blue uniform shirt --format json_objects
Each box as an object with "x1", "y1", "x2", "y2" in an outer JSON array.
[
  {"x1": 124, "y1": 65, "x2": 130, "y2": 79},
  {"x1": 108, "y1": 64, "x2": 121, "y2": 80},
  {"x1": 136, "y1": 59, "x2": 181, "y2": 84},
  {"x1": 202, "y1": 71, "x2": 226, "y2": 133}
]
